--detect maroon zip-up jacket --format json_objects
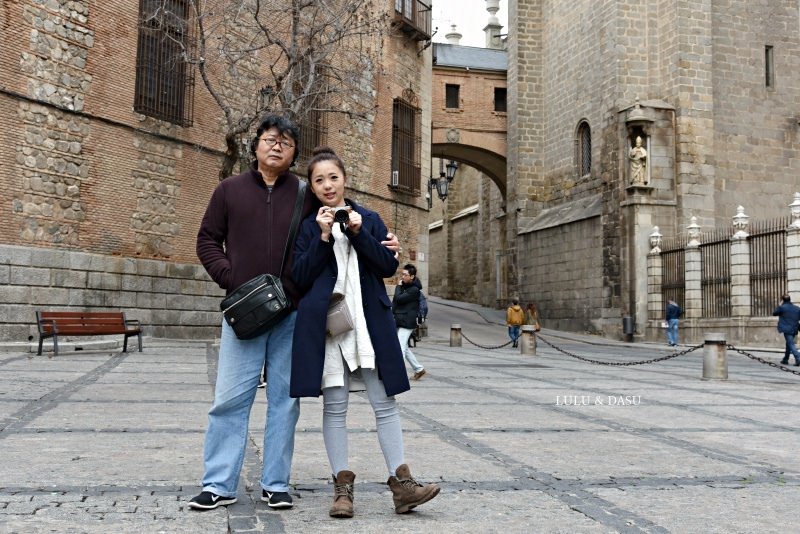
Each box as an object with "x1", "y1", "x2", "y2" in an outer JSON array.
[{"x1": 196, "y1": 166, "x2": 317, "y2": 306}]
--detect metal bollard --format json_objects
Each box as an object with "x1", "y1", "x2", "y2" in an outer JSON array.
[
  {"x1": 702, "y1": 333, "x2": 728, "y2": 380},
  {"x1": 520, "y1": 325, "x2": 537, "y2": 355},
  {"x1": 450, "y1": 324, "x2": 462, "y2": 347}
]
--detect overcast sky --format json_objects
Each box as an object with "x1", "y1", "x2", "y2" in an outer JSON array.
[{"x1": 430, "y1": 0, "x2": 508, "y2": 48}]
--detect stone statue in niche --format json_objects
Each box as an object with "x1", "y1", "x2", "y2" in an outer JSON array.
[{"x1": 628, "y1": 135, "x2": 648, "y2": 185}]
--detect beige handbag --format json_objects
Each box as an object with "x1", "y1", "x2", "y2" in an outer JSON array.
[{"x1": 326, "y1": 293, "x2": 354, "y2": 337}]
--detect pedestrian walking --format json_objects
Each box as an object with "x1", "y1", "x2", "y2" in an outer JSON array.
[
  {"x1": 393, "y1": 264, "x2": 427, "y2": 380},
  {"x1": 506, "y1": 299, "x2": 524, "y2": 348},
  {"x1": 290, "y1": 147, "x2": 440, "y2": 519},
  {"x1": 665, "y1": 299, "x2": 683, "y2": 346},
  {"x1": 772, "y1": 294, "x2": 800, "y2": 366},
  {"x1": 525, "y1": 302, "x2": 541, "y2": 332}
]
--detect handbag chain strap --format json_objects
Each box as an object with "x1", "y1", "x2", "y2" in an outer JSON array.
[{"x1": 279, "y1": 180, "x2": 307, "y2": 277}]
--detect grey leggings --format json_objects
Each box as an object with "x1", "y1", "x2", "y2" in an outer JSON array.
[{"x1": 322, "y1": 367, "x2": 405, "y2": 476}]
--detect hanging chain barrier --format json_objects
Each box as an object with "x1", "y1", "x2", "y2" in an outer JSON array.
[
  {"x1": 456, "y1": 328, "x2": 800, "y2": 376},
  {"x1": 726, "y1": 344, "x2": 800, "y2": 376},
  {"x1": 460, "y1": 331, "x2": 513, "y2": 350},
  {"x1": 537, "y1": 334, "x2": 703, "y2": 366}
]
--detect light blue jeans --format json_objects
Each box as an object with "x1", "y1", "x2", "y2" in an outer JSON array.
[
  {"x1": 397, "y1": 327, "x2": 424, "y2": 372},
  {"x1": 666, "y1": 318, "x2": 679, "y2": 345},
  {"x1": 201, "y1": 313, "x2": 299, "y2": 497}
]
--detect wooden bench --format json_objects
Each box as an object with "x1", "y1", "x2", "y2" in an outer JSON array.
[{"x1": 35, "y1": 311, "x2": 142, "y2": 357}]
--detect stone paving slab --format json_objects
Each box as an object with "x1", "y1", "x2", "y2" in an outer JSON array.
[
  {"x1": 66, "y1": 383, "x2": 212, "y2": 403},
  {"x1": 592, "y1": 485, "x2": 799, "y2": 534},
  {"x1": 1, "y1": 299, "x2": 799, "y2": 533},
  {"x1": 1, "y1": 433, "x2": 203, "y2": 486},
  {"x1": 26, "y1": 401, "x2": 207, "y2": 431}
]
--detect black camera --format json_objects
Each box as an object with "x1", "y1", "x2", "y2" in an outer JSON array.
[
  {"x1": 326, "y1": 206, "x2": 352, "y2": 231},
  {"x1": 331, "y1": 207, "x2": 351, "y2": 225}
]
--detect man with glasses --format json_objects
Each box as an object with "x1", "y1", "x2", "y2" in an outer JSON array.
[{"x1": 191, "y1": 114, "x2": 399, "y2": 511}]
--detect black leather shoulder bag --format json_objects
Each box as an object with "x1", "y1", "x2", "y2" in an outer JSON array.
[{"x1": 220, "y1": 181, "x2": 307, "y2": 340}]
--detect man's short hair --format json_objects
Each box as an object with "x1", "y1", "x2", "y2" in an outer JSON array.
[
  {"x1": 403, "y1": 264, "x2": 417, "y2": 277},
  {"x1": 783, "y1": 294, "x2": 791, "y2": 303},
  {"x1": 250, "y1": 114, "x2": 300, "y2": 166},
  {"x1": 512, "y1": 299, "x2": 519, "y2": 305}
]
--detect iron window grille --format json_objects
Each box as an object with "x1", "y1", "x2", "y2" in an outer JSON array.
[
  {"x1": 394, "y1": 0, "x2": 432, "y2": 41},
  {"x1": 134, "y1": 0, "x2": 195, "y2": 126},
  {"x1": 391, "y1": 96, "x2": 421, "y2": 193},
  {"x1": 296, "y1": 109, "x2": 328, "y2": 171},
  {"x1": 577, "y1": 121, "x2": 591, "y2": 177}
]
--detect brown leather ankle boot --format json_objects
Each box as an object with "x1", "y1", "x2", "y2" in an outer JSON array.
[
  {"x1": 329, "y1": 470, "x2": 355, "y2": 518},
  {"x1": 386, "y1": 464, "x2": 440, "y2": 514}
]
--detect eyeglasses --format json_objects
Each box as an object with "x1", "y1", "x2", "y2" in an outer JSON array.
[{"x1": 259, "y1": 136, "x2": 295, "y2": 149}]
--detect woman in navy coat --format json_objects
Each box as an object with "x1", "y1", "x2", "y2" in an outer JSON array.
[{"x1": 290, "y1": 147, "x2": 439, "y2": 518}]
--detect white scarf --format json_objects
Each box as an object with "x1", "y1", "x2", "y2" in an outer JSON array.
[{"x1": 321, "y1": 222, "x2": 375, "y2": 389}]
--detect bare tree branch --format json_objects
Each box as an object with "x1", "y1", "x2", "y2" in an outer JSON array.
[{"x1": 143, "y1": 0, "x2": 389, "y2": 178}]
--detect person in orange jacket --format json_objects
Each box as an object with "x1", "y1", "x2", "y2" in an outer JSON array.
[{"x1": 506, "y1": 299, "x2": 525, "y2": 348}]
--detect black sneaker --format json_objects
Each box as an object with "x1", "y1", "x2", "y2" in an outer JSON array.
[
  {"x1": 188, "y1": 491, "x2": 237, "y2": 510},
  {"x1": 262, "y1": 490, "x2": 293, "y2": 509}
]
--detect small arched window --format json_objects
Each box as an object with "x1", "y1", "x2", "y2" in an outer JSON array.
[{"x1": 576, "y1": 121, "x2": 591, "y2": 177}]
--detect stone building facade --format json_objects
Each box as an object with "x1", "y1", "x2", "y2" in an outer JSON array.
[
  {"x1": 428, "y1": 0, "x2": 799, "y2": 345},
  {"x1": 0, "y1": 0, "x2": 431, "y2": 343},
  {"x1": 504, "y1": 0, "x2": 800, "y2": 339},
  {"x1": 428, "y1": 41, "x2": 508, "y2": 306}
]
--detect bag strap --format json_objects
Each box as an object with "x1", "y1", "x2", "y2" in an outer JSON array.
[{"x1": 279, "y1": 180, "x2": 307, "y2": 276}]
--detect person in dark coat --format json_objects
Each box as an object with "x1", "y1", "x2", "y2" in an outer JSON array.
[
  {"x1": 665, "y1": 299, "x2": 683, "y2": 346},
  {"x1": 290, "y1": 147, "x2": 439, "y2": 519},
  {"x1": 772, "y1": 294, "x2": 800, "y2": 366},
  {"x1": 392, "y1": 264, "x2": 427, "y2": 380}
]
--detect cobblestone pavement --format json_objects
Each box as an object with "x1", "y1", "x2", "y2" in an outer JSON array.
[{"x1": 1, "y1": 298, "x2": 798, "y2": 533}]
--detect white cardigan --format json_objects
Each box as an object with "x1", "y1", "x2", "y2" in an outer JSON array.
[{"x1": 321, "y1": 223, "x2": 376, "y2": 389}]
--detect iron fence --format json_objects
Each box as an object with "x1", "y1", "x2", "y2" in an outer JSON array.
[
  {"x1": 749, "y1": 216, "x2": 791, "y2": 316},
  {"x1": 700, "y1": 227, "x2": 733, "y2": 317},
  {"x1": 660, "y1": 237, "x2": 685, "y2": 314}
]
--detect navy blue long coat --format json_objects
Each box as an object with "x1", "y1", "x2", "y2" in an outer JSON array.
[{"x1": 289, "y1": 200, "x2": 409, "y2": 398}]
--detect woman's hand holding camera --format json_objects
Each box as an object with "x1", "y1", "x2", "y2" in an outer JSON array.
[
  {"x1": 316, "y1": 206, "x2": 335, "y2": 242},
  {"x1": 316, "y1": 206, "x2": 360, "y2": 241},
  {"x1": 346, "y1": 210, "x2": 362, "y2": 235}
]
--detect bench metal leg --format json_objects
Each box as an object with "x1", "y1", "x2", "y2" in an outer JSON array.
[
  {"x1": 37, "y1": 337, "x2": 44, "y2": 356},
  {"x1": 123, "y1": 336, "x2": 128, "y2": 353},
  {"x1": 52, "y1": 335, "x2": 59, "y2": 358},
  {"x1": 137, "y1": 333, "x2": 142, "y2": 352}
]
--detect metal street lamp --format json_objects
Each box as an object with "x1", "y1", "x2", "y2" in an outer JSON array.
[
  {"x1": 445, "y1": 159, "x2": 458, "y2": 181},
  {"x1": 427, "y1": 160, "x2": 459, "y2": 207}
]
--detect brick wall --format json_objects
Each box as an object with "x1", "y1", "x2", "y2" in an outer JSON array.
[{"x1": 0, "y1": 0, "x2": 429, "y2": 341}]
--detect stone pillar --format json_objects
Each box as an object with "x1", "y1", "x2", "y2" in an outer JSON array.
[
  {"x1": 520, "y1": 325, "x2": 536, "y2": 355},
  {"x1": 730, "y1": 206, "x2": 751, "y2": 317},
  {"x1": 787, "y1": 227, "x2": 800, "y2": 297},
  {"x1": 450, "y1": 324, "x2": 462, "y2": 347},
  {"x1": 684, "y1": 217, "x2": 702, "y2": 319},
  {"x1": 787, "y1": 193, "x2": 800, "y2": 296},
  {"x1": 702, "y1": 333, "x2": 728, "y2": 380},
  {"x1": 484, "y1": 0, "x2": 504, "y2": 49},
  {"x1": 647, "y1": 227, "x2": 663, "y2": 322}
]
